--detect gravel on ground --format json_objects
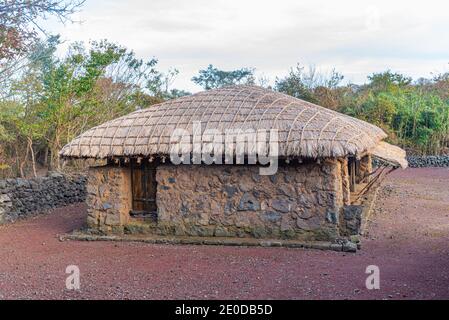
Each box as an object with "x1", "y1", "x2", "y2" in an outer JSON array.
[{"x1": 0, "y1": 168, "x2": 448, "y2": 300}]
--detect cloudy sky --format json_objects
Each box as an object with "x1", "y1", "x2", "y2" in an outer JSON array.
[{"x1": 45, "y1": 0, "x2": 449, "y2": 92}]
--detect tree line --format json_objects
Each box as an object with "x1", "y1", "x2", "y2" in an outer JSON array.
[
  {"x1": 195, "y1": 64, "x2": 449, "y2": 156},
  {"x1": 1, "y1": 1, "x2": 448, "y2": 178}
]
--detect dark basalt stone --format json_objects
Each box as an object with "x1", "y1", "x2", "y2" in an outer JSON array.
[{"x1": 0, "y1": 173, "x2": 87, "y2": 224}]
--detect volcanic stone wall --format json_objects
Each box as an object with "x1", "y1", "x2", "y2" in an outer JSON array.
[
  {"x1": 0, "y1": 173, "x2": 86, "y2": 224},
  {"x1": 153, "y1": 160, "x2": 345, "y2": 241},
  {"x1": 85, "y1": 160, "x2": 356, "y2": 241},
  {"x1": 406, "y1": 156, "x2": 449, "y2": 168}
]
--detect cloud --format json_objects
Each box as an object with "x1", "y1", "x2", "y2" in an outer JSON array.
[{"x1": 43, "y1": 0, "x2": 449, "y2": 92}]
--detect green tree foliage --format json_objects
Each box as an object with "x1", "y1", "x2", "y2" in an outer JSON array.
[
  {"x1": 275, "y1": 65, "x2": 449, "y2": 155},
  {"x1": 336, "y1": 72, "x2": 448, "y2": 155},
  {"x1": 192, "y1": 64, "x2": 255, "y2": 90},
  {"x1": 275, "y1": 64, "x2": 344, "y2": 105},
  {"x1": 1, "y1": 49, "x2": 449, "y2": 177},
  {"x1": 367, "y1": 71, "x2": 412, "y2": 92},
  {"x1": 0, "y1": 37, "x2": 187, "y2": 177}
]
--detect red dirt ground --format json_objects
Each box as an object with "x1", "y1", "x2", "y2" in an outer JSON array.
[{"x1": 0, "y1": 168, "x2": 448, "y2": 300}]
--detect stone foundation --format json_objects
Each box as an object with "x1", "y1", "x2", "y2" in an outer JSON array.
[{"x1": 86, "y1": 159, "x2": 352, "y2": 241}]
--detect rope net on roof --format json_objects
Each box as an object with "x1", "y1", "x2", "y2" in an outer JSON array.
[{"x1": 60, "y1": 85, "x2": 388, "y2": 159}]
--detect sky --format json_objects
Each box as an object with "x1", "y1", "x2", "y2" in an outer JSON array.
[{"x1": 44, "y1": 0, "x2": 449, "y2": 92}]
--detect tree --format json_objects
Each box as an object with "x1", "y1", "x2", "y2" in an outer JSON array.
[
  {"x1": 0, "y1": 0, "x2": 84, "y2": 60},
  {"x1": 367, "y1": 71, "x2": 412, "y2": 92},
  {"x1": 0, "y1": 0, "x2": 84, "y2": 95},
  {"x1": 430, "y1": 71, "x2": 449, "y2": 101},
  {"x1": 147, "y1": 67, "x2": 190, "y2": 99},
  {"x1": 274, "y1": 64, "x2": 344, "y2": 103},
  {"x1": 1, "y1": 37, "x2": 184, "y2": 176},
  {"x1": 275, "y1": 65, "x2": 449, "y2": 155},
  {"x1": 38, "y1": 39, "x2": 170, "y2": 169},
  {"x1": 192, "y1": 64, "x2": 255, "y2": 90}
]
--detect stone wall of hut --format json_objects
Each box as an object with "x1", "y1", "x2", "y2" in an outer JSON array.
[
  {"x1": 154, "y1": 160, "x2": 345, "y2": 241},
  {"x1": 85, "y1": 159, "x2": 352, "y2": 241},
  {"x1": 85, "y1": 166, "x2": 132, "y2": 233}
]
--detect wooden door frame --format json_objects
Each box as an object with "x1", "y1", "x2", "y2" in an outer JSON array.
[{"x1": 129, "y1": 159, "x2": 158, "y2": 219}]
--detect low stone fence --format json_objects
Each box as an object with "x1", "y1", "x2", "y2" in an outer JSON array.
[
  {"x1": 0, "y1": 173, "x2": 87, "y2": 224},
  {"x1": 374, "y1": 155, "x2": 449, "y2": 168},
  {"x1": 406, "y1": 156, "x2": 449, "y2": 168}
]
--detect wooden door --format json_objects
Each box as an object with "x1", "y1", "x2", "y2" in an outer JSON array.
[{"x1": 130, "y1": 161, "x2": 157, "y2": 216}]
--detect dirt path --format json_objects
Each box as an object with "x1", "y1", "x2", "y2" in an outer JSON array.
[{"x1": 0, "y1": 168, "x2": 448, "y2": 300}]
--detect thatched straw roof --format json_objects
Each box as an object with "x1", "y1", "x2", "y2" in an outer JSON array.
[
  {"x1": 60, "y1": 85, "x2": 389, "y2": 159},
  {"x1": 371, "y1": 141, "x2": 408, "y2": 169}
]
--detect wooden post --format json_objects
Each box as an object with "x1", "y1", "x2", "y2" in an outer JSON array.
[{"x1": 349, "y1": 157, "x2": 356, "y2": 192}]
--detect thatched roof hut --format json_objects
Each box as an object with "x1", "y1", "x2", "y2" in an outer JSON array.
[
  {"x1": 60, "y1": 85, "x2": 407, "y2": 246},
  {"x1": 60, "y1": 85, "x2": 403, "y2": 164}
]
